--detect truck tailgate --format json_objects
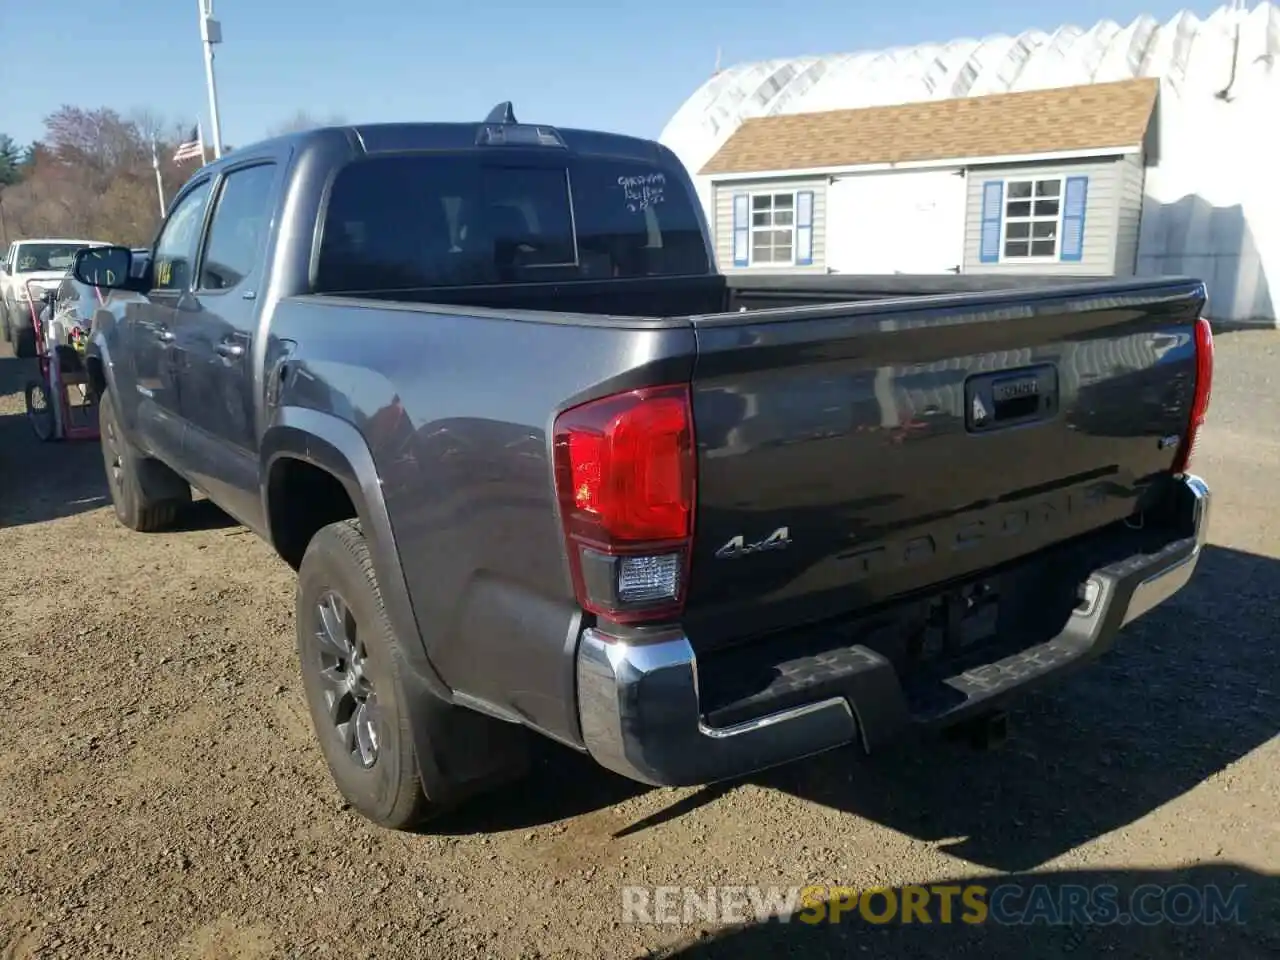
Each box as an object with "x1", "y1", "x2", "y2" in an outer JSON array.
[{"x1": 682, "y1": 278, "x2": 1206, "y2": 649}]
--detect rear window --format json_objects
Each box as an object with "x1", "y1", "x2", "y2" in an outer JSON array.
[{"x1": 314, "y1": 153, "x2": 709, "y2": 293}]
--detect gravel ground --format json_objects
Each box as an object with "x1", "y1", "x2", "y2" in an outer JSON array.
[{"x1": 1, "y1": 330, "x2": 1277, "y2": 959}]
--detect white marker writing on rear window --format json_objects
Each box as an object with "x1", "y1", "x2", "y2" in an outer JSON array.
[{"x1": 618, "y1": 173, "x2": 666, "y2": 212}]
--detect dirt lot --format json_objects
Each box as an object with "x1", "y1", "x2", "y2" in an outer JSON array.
[{"x1": 1, "y1": 331, "x2": 1278, "y2": 960}]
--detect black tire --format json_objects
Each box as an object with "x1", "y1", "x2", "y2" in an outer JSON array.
[
  {"x1": 297, "y1": 519, "x2": 437, "y2": 830},
  {"x1": 1, "y1": 305, "x2": 11, "y2": 345},
  {"x1": 99, "y1": 390, "x2": 182, "y2": 532}
]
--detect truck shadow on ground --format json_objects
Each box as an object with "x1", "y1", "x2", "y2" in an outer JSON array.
[
  {"x1": 441, "y1": 542, "x2": 1279, "y2": 874},
  {"x1": 653, "y1": 864, "x2": 1280, "y2": 959},
  {"x1": 0, "y1": 353, "x2": 108, "y2": 527},
  {"x1": 0, "y1": 408, "x2": 235, "y2": 532},
  {"x1": 0, "y1": 356, "x2": 236, "y2": 531}
]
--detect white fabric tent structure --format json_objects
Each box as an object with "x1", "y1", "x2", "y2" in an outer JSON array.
[{"x1": 660, "y1": 3, "x2": 1279, "y2": 323}]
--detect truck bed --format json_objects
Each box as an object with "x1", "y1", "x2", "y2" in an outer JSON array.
[{"x1": 325, "y1": 270, "x2": 1116, "y2": 322}]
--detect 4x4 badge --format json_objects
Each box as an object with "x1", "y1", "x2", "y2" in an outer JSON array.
[{"x1": 715, "y1": 526, "x2": 792, "y2": 560}]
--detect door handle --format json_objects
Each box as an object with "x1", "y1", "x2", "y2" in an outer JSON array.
[
  {"x1": 157, "y1": 329, "x2": 175, "y2": 343},
  {"x1": 216, "y1": 341, "x2": 245, "y2": 359}
]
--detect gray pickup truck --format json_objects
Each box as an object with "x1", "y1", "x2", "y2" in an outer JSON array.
[{"x1": 74, "y1": 104, "x2": 1214, "y2": 831}]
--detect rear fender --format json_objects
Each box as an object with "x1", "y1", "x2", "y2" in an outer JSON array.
[{"x1": 261, "y1": 407, "x2": 530, "y2": 804}]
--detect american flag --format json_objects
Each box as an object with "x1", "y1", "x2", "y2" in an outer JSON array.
[{"x1": 172, "y1": 124, "x2": 204, "y2": 164}]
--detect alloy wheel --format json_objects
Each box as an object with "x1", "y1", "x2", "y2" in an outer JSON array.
[{"x1": 314, "y1": 590, "x2": 381, "y2": 768}]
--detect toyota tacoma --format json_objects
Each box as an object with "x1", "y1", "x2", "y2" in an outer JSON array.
[{"x1": 75, "y1": 104, "x2": 1214, "y2": 830}]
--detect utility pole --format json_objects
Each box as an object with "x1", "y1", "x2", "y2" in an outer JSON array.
[{"x1": 198, "y1": 0, "x2": 225, "y2": 159}]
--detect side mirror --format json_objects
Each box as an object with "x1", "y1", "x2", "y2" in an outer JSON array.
[{"x1": 73, "y1": 245, "x2": 147, "y2": 292}]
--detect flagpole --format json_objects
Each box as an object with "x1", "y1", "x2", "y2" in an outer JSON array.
[
  {"x1": 198, "y1": 0, "x2": 225, "y2": 159},
  {"x1": 151, "y1": 136, "x2": 166, "y2": 216}
]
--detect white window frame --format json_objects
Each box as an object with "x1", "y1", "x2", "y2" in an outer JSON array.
[
  {"x1": 999, "y1": 177, "x2": 1064, "y2": 264},
  {"x1": 748, "y1": 191, "x2": 797, "y2": 267}
]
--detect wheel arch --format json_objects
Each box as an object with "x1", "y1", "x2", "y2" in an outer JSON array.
[
  {"x1": 85, "y1": 328, "x2": 117, "y2": 411},
  {"x1": 260, "y1": 407, "x2": 449, "y2": 703}
]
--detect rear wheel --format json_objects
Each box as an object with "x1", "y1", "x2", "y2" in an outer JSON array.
[
  {"x1": 99, "y1": 390, "x2": 183, "y2": 532},
  {"x1": 297, "y1": 519, "x2": 437, "y2": 831}
]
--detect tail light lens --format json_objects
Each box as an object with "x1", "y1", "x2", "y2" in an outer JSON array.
[
  {"x1": 1172, "y1": 317, "x2": 1214, "y2": 475},
  {"x1": 553, "y1": 385, "x2": 695, "y2": 625}
]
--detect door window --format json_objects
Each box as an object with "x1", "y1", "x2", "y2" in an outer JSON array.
[
  {"x1": 152, "y1": 180, "x2": 213, "y2": 292},
  {"x1": 198, "y1": 164, "x2": 277, "y2": 291}
]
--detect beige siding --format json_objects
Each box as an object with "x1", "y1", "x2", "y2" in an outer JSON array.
[
  {"x1": 1112, "y1": 153, "x2": 1146, "y2": 275},
  {"x1": 711, "y1": 177, "x2": 828, "y2": 274},
  {"x1": 963, "y1": 157, "x2": 1123, "y2": 275}
]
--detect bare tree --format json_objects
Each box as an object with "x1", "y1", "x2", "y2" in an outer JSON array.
[{"x1": 0, "y1": 106, "x2": 201, "y2": 246}]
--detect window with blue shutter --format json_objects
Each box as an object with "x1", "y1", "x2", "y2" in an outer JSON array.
[
  {"x1": 1059, "y1": 175, "x2": 1089, "y2": 262},
  {"x1": 796, "y1": 190, "x2": 814, "y2": 265},
  {"x1": 979, "y1": 181, "x2": 1003, "y2": 263},
  {"x1": 732, "y1": 193, "x2": 749, "y2": 267}
]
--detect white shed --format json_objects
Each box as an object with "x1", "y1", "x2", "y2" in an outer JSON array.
[{"x1": 696, "y1": 79, "x2": 1157, "y2": 280}]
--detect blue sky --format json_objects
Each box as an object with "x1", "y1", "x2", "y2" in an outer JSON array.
[{"x1": 3, "y1": 0, "x2": 1225, "y2": 149}]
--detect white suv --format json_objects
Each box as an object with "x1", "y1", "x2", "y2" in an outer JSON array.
[{"x1": 1, "y1": 238, "x2": 110, "y2": 357}]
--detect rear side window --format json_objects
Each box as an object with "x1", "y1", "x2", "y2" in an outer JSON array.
[
  {"x1": 199, "y1": 163, "x2": 277, "y2": 291},
  {"x1": 314, "y1": 153, "x2": 709, "y2": 293}
]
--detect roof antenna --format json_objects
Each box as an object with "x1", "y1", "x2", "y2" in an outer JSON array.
[
  {"x1": 713, "y1": 46, "x2": 722, "y2": 75},
  {"x1": 484, "y1": 101, "x2": 517, "y2": 124}
]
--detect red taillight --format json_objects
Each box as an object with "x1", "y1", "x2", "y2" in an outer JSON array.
[
  {"x1": 553, "y1": 385, "x2": 696, "y2": 624},
  {"x1": 1172, "y1": 317, "x2": 1214, "y2": 474}
]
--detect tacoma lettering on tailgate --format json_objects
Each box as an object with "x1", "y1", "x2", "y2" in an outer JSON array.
[{"x1": 838, "y1": 481, "x2": 1112, "y2": 580}]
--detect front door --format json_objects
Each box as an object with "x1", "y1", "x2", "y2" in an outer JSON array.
[
  {"x1": 130, "y1": 178, "x2": 214, "y2": 463},
  {"x1": 826, "y1": 170, "x2": 967, "y2": 275},
  {"x1": 176, "y1": 161, "x2": 280, "y2": 528}
]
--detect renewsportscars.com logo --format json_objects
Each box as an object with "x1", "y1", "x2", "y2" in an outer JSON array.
[{"x1": 621, "y1": 883, "x2": 1250, "y2": 927}]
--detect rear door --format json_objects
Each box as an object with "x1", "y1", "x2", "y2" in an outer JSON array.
[
  {"x1": 176, "y1": 159, "x2": 280, "y2": 528},
  {"x1": 129, "y1": 178, "x2": 214, "y2": 463},
  {"x1": 681, "y1": 279, "x2": 1207, "y2": 649}
]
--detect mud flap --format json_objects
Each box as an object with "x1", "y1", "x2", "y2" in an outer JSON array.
[{"x1": 395, "y1": 651, "x2": 532, "y2": 808}]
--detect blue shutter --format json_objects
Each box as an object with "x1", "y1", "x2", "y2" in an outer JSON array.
[
  {"x1": 1060, "y1": 175, "x2": 1089, "y2": 262},
  {"x1": 795, "y1": 190, "x2": 814, "y2": 266},
  {"x1": 979, "y1": 181, "x2": 1003, "y2": 263},
  {"x1": 732, "y1": 193, "x2": 749, "y2": 267}
]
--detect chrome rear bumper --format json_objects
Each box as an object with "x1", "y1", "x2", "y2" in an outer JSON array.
[{"x1": 576, "y1": 474, "x2": 1210, "y2": 786}]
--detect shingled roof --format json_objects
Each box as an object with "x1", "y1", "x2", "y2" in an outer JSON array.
[{"x1": 698, "y1": 78, "x2": 1159, "y2": 176}]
